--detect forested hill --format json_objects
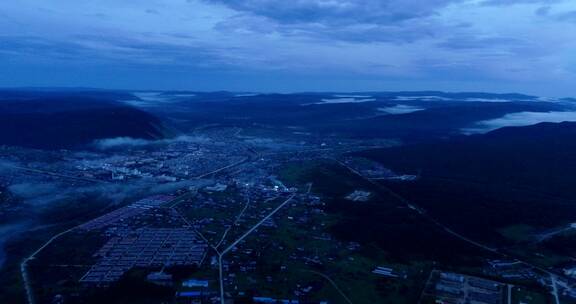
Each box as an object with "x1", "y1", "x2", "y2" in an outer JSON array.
[
  {"x1": 0, "y1": 96, "x2": 165, "y2": 149},
  {"x1": 356, "y1": 121, "x2": 576, "y2": 197}
]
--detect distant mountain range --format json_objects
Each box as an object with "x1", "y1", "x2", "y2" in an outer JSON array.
[
  {"x1": 0, "y1": 89, "x2": 137, "y2": 101},
  {"x1": 1, "y1": 88, "x2": 575, "y2": 149},
  {"x1": 132, "y1": 90, "x2": 572, "y2": 142}
]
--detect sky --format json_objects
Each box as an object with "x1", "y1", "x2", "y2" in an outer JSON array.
[{"x1": 1, "y1": 0, "x2": 576, "y2": 96}]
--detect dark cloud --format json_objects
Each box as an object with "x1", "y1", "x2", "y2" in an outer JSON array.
[
  {"x1": 0, "y1": 0, "x2": 575, "y2": 95},
  {"x1": 320, "y1": 23, "x2": 437, "y2": 43},
  {"x1": 207, "y1": 0, "x2": 463, "y2": 26},
  {"x1": 535, "y1": 6, "x2": 552, "y2": 16},
  {"x1": 212, "y1": 1, "x2": 471, "y2": 44},
  {"x1": 0, "y1": 34, "x2": 232, "y2": 68},
  {"x1": 145, "y1": 8, "x2": 160, "y2": 15},
  {"x1": 434, "y1": 32, "x2": 553, "y2": 60},
  {"x1": 555, "y1": 10, "x2": 576, "y2": 22},
  {"x1": 215, "y1": 14, "x2": 451, "y2": 43},
  {"x1": 481, "y1": 0, "x2": 562, "y2": 6},
  {"x1": 437, "y1": 36, "x2": 525, "y2": 50},
  {"x1": 0, "y1": 36, "x2": 87, "y2": 60}
]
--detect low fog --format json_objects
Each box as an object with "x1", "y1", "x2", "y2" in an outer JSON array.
[
  {"x1": 464, "y1": 111, "x2": 576, "y2": 134},
  {"x1": 93, "y1": 135, "x2": 212, "y2": 150},
  {"x1": 0, "y1": 157, "x2": 210, "y2": 270}
]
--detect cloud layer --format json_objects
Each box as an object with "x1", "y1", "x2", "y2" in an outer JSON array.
[{"x1": 0, "y1": 0, "x2": 575, "y2": 95}]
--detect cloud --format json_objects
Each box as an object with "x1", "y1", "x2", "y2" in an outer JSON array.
[
  {"x1": 2, "y1": 155, "x2": 204, "y2": 209},
  {"x1": 1, "y1": 0, "x2": 576, "y2": 95},
  {"x1": 207, "y1": 0, "x2": 463, "y2": 25},
  {"x1": 0, "y1": 222, "x2": 30, "y2": 270},
  {"x1": 7, "y1": 174, "x2": 205, "y2": 207},
  {"x1": 93, "y1": 135, "x2": 212, "y2": 150},
  {"x1": 464, "y1": 111, "x2": 576, "y2": 133},
  {"x1": 535, "y1": 6, "x2": 552, "y2": 16},
  {"x1": 437, "y1": 35, "x2": 524, "y2": 50},
  {"x1": 555, "y1": 10, "x2": 576, "y2": 22},
  {"x1": 93, "y1": 137, "x2": 154, "y2": 149},
  {"x1": 209, "y1": 0, "x2": 469, "y2": 43},
  {"x1": 8, "y1": 183, "x2": 63, "y2": 202},
  {"x1": 0, "y1": 34, "x2": 228, "y2": 67},
  {"x1": 76, "y1": 179, "x2": 203, "y2": 203},
  {"x1": 0, "y1": 160, "x2": 19, "y2": 172},
  {"x1": 306, "y1": 97, "x2": 376, "y2": 105},
  {"x1": 378, "y1": 105, "x2": 425, "y2": 114},
  {"x1": 481, "y1": 0, "x2": 562, "y2": 6}
]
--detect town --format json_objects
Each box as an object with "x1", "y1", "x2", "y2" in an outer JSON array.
[{"x1": 2, "y1": 126, "x2": 576, "y2": 304}]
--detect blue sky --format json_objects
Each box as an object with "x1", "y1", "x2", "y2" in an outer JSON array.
[{"x1": 1, "y1": 0, "x2": 575, "y2": 96}]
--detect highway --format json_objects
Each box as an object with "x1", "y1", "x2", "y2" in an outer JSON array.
[
  {"x1": 170, "y1": 183, "x2": 293, "y2": 304},
  {"x1": 218, "y1": 255, "x2": 225, "y2": 304},
  {"x1": 215, "y1": 194, "x2": 257, "y2": 249},
  {"x1": 194, "y1": 157, "x2": 249, "y2": 179},
  {"x1": 220, "y1": 194, "x2": 295, "y2": 256},
  {"x1": 217, "y1": 194, "x2": 296, "y2": 304}
]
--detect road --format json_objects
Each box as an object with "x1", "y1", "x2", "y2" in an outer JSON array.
[
  {"x1": 166, "y1": 189, "x2": 198, "y2": 208},
  {"x1": 417, "y1": 269, "x2": 435, "y2": 304},
  {"x1": 337, "y1": 159, "x2": 498, "y2": 251},
  {"x1": 172, "y1": 189, "x2": 294, "y2": 304},
  {"x1": 168, "y1": 155, "x2": 253, "y2": 208},
  {"x1": 15, "y1": 139, "x2": 258, "y2": 304},
  {"x1": 220, "y1": 194, "x2": 295, "y2": 256},
  {"x1": 551, "y1": 275, "x2": 561, "y2": 304},
  {"x1": 6, "y1": 165, "x2": 108, "y2": 184},
  {"x1": 20, "y1": 225, "x2": 80, "y2": 304},
  {"x1": 260, "y1": 145, "x2": 392, "y2": 157},
  {"x1": 215, "y1": 194, "x2": 259, "y2": 249},
  {"x1": 536, "y1": 226, "x2": 574, "y2": 243},
  {"x1": 302, "y1": 269, "x2": 353, "y2": 304},
  {"x1": 194, "y1": 157, "x2": 249, "y2": 179},
  {"x1": 335, "y1": 158, "x2": 573, "y2": 296},
  {"x1": 218, "y1": 255, "x2": 225, "y2": 304},
  {"x1": 217, "y1": 194, "x2": 296, "y2": 304},
  {"x1": 19, "y1": 156, "x2": 247, "y2": 304},
  {"x1": 216, "y1": 195, "x2": 251, "y2": 248}
]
